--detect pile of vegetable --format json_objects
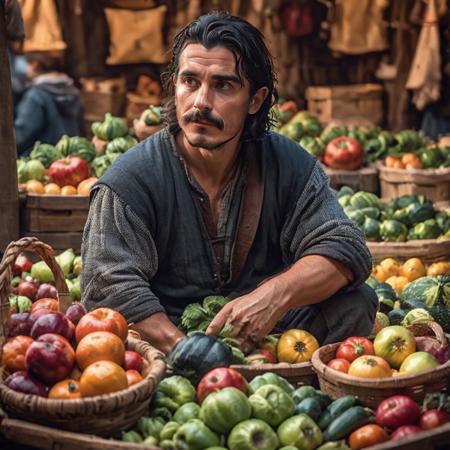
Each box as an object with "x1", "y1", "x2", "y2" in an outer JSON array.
[
  {"x1": 384, "y1": 145, "x2": 450, "y2": 170},
  {"x1": 179, "y1": 298, "x2": 319, "y2": 367},
  {"x1": 326, "y1": 325, "x2": 449, "y2": 378},
  {"x1": 17, "y1": 113, "x2": 138, "y2": 194},
  {"x1": 122, "y1": 366, "x2": 450, "y2": 449},
  {"x1": 338, "y1": 187, "x2": 450, "y2": 241}
]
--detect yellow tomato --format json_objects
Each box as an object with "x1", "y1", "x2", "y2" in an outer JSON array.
[
  {"x1": 277, "y1": 329, "x2": 319, "y2": 363},
  {"x1": 379, "y1": 258, "x2": 400, "y2": 278},
  {"x1": 61, "y1": 185, "x2": 78, "y2": 195},
  {"x1": 44, "y1": 183, "x2": 61, "y2": 195},
  {"x1": 348, "y1": 355, "x2": 392, "y2": 378},
  {"x1": 427, "y1": 261, "x2": 450, "y2": 276},
  {"x1": 385, "y1": 276, "x2": 410, "y2": 295},
  {"x1": 26, "y1": 179, "x2": 45, "y2": 194},
  {"x1": 371, "y1": 265, "x2": 389, "y2": 283},
  {"x1": 400, "y1": 258, "x2": 426, "y2": 282}
]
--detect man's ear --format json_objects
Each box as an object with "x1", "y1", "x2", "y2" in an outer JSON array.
[{"x1": 248, "y1": 87, "x2": 269, "y2": 114}]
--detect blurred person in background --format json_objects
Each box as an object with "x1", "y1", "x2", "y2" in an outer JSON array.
[{"x1": 14, "y1": 51, "x2": 83, "y2": 156}]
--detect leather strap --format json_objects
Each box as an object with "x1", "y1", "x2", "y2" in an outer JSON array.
[{"x1": 230, "y1": 147, "x2": 264, "y2": 284}]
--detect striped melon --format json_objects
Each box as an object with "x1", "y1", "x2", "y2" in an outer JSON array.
[{"x1": 400, "y1": 276, "x2": 450, "y2": 307}]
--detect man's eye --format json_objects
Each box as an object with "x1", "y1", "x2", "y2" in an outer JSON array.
[
  {"x1": 216, "y1": 81, "x2": 231, "y2": 90},
  {"x1": 184, "y1": 78, "x2": 197, "y2": 87}
]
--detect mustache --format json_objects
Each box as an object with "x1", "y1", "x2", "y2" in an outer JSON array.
[{"x1": 183, "y1": 109, "x2": 224, "y2": 130}]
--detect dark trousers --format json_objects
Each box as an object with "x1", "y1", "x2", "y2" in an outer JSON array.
[{"x1": 275, "y1": 283, "x2": 378, "y2": 345}]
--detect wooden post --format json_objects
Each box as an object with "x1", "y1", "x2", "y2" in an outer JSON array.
[{"x1": 0, "y1": 1, "x2": 20, "y2": 254}]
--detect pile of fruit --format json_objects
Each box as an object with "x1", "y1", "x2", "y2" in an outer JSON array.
[
  {"x1": 17, "y1": 114, "x2": 138, "y2": 195},
  {"x1": 9, "y1": 250, "x2": 82, "y2": 316},
  {"x1": 326, "y1": 326, "x2": 447, "y2": 379},
  {"x1": 338, "y1": 188, "x2": 450, "y2": 241},
  {"x1": 121, "y1": 366, "x2": 450, "y2": 449},
  {"x1": 272, "y1": 99, "x2": 450, "y2": 170},
  {"x1": 3, "y1": 306, "x2": 146, "y2": 399}
]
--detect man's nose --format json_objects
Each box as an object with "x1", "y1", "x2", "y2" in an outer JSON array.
[{"x1": 193, "y1": 84, "x2": 212, "y2": 111}]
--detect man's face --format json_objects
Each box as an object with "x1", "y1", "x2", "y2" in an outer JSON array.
[{"x1": 175, "y1": 44, "x2": 254, "y2": 150}]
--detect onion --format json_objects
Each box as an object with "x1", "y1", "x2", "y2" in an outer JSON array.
[
  {"x1": 35, "y1": 283, "x2": 58, "y2": 300},
  {"x1": 415, "y1": 336, "x2": 450, "y2": 364}
]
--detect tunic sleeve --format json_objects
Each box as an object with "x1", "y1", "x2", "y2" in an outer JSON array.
[
  {"x1": 280, "y1": 161, "x2": 372, "y2": 288},
  {"x1": 80, "y1": 185, "x2": 165, "y2": 323}
]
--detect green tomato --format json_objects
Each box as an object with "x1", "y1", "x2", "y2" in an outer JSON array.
[
  {"x1": 156, "y1": 376, "x2": 196, "y2": 410},
  {"x1": 25, "y1": 159, "x2": 46, "y2": 181},
  {"x1": 200, "y1": 387, "x2": 252, "y2": 434},
  {"x1": 173, "y1": 402, "x2": 201, "y2": 424},
  {"x1": 122, "y1": 430, "x2": 143, "y2": 443},
  {"x1": 277, "y1": 414, "x2": 323, "y2": 450},
  {"x1": 160, "y1": 439, "x2": 176, "y2": 450},
  {"x1": 248, "y1": 384, "x2": 295, "y2": 427},
  {"x1": 173, "y1": 419, "x2": 220, "y2": 450},
  {"x1": 399, "y1": 351, "x2": 438, "y2": 374},
  {"x1": 9, "y1": 295, "x2": 32, "y2": 313},
  {"x1": 248, "y1": 372, "x2": 294, "y2": 395},
  {"x1": 228, "y1": 419, "x2": 279, "y2": 450},
  {"x1": 137, "y1": 416, "x2": 164, "y2": 439},
  {"x1": 143, "y1": 435, "x2": 159, "y2": 446},
  {"x1": 160, "y1": 421, "x2": 180, "y2": 441}
]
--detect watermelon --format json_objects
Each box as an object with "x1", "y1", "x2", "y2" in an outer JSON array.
[
  {"x1": 350, "y1": 192, "x2": 380, "y2": 210},
  {"x1": 400, "y1": 276, "x2": 450, "y2": 307}
]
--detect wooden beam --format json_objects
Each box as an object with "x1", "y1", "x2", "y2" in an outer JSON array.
[{"x1": 0, "y1": 1, "x2": 20, "y2": 254}]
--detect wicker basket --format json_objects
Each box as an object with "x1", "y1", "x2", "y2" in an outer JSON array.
[
  {"x1": 311, "y1": 321, "x2": 450, "y2": 409},
  {"x1": 231, "y1": 362, "x2": 316, "y2": 387},
  {"x1": 0, "y1": 237, "x2": 166, "y2": 437}
]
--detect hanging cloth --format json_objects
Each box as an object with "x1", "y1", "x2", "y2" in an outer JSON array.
[
  {"x1": 19, "y1": 0, "x2": 66, "y2": 52},
  {"x1": 406, "y1": 0, "x2": 441, "y2": 110},
  {"x1": 328, "y1": 0, "x2": 389, "y2": 55}
]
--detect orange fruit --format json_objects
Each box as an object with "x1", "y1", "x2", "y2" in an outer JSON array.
[
  {"x1": 79, "y1": 360, "x2": 128, "y2": 397},
  {"x1": 401, "y1": 153, "x2": 420, "y2": 165},
  {"x1": 60, "y1": 185, "x2": 78, "y2": 195},
  {"x1": 2, "y1": 336, "x2": 34, "y2": 372},
  {"x1": 371, "y1": 265, "x2": 389, "y2": 283},
  {"x1": 44, "y1": 183, "x2": 61, "y2": 195},
  {"x1": 379, "y1": 258, "x2": 400, "y2": 278},
  {"x1": 126, "y1": 369, "x2": 143, "y2": 386},
  {"x1": 77, "y1": 177, "x2": 98, "y2": 196},
  {"x1": 385, "y1": 156, "x2": 400, "y2": 168},
  {"x1": 75, "y1": 331, "x2": 125, "y2": 370},
  {"x1": 26, "y1": 179, "x2": 45, "y2": 194},
  {"x1": 48, "y1": 379, "x2": 81, "y2": 399},
  {"x1": 400, "y1": 258, "x2": 426, "y2": 282},
  {"x1": 385, "y1": 275, "x2": 410, "y2": 295}
]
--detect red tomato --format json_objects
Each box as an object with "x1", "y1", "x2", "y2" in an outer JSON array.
[
  {"x1": 48, "y1": 156, "x2": 90, "y2": 188},
  {"x1": 75, "y1": 307, "x2": 128, "y2": 343},
  {"x1": 197, "y1": 368, "x2": 248, "y2": 403},
  {"x1": 31, "y1": 298, "x2": 59, "y2": 313},
  {"x1": 323, "y1": 136, "x2": 364, "y2": 170},
  {"x1": 420, "y1": 409, "x2": 450, "y2": 430},
  {"x1": 376, "y1": 395, "x2": 421, "y2": 430},
  {"x1": 349, "y1": 424, "x2": 389, "y2": 449},
  {"x1": 126, "y1": 369, "x2": 143, "y2": 386},
  {"x1": 13, "y1": 255, "x2": 33, "y2": 276},
  {"x1": 326, "y1": 358, "x2": 350, "y2": 373},
  {"x1": 336, "y1": 337, "x2": 374, "y2": 362}
]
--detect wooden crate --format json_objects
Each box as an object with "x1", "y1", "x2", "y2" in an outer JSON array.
[
  {"x1": 324, "y1": 165, "x2": 379, "y2": 194},
  {"x1": 305, "y1": 83, "x2": 383, "y2": 125},
  {"x1": 80, "y1": 77, "x2": 127, "y2": 117},
  {"x1": 378, "y1": 164, "x2": 450, "y2": 203},
  {"x1": 20, "y1": 195, "x2": 89, "y2": 253}
]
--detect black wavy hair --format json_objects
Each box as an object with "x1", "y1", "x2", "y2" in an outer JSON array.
[{"x1": 161, "y1": 12, "x2": 278, "y2": 141}]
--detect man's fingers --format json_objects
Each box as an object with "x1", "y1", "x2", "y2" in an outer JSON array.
[{"x1": 206, "y1": 309, "x2": 228, "y2": 336}]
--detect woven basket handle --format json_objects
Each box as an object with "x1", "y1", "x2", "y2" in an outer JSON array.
[
  {"x1": 407, "y1": 320, "x2": 448, "y2": 346},
  {"x1": 0, "y1": 237, "x2": 71, "y2": 341}
]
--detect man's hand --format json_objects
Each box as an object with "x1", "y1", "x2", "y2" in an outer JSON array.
[
  {"x1": 130, "y1": 312, "x2": 185, "y2": 354},
  {"x1": 206, "y1": 280, "x2": 289, "y2": 352},
  {"x1": 206, "y1": 255, "x2": 350, "y2": 352}
]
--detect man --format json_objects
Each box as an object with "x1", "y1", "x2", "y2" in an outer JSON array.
[
  {"x1": 81, "y1": 12, "x2": 377, "y2": 354},
  {"x1": 14, "y1": 51, "x2": 83, "y2": 156}
]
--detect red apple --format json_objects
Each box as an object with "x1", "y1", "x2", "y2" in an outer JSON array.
[
  {"x1": 30, "y1": 308, "x2": 53, "y2": 325},
  {"x1": 30, "y1": 312, "x2": 74, "y2": 341},
  {"x1": 4, "y1": 371, "x2": 48, "y2": 397},
  {"x1": 17, "y1": 281, "x2": 38, "y2": 301},
  {"x1": 124, "y1": 350, "x2": 144, "y2": 372},
  {"x1": 13, "y1": 255, "x2": 33, "y2": 276},
  {"x1": 75, "y1": 307, "x2": 128, "y2": 343},
  {"x1": 197, "y1": 367, "x2": 248, "y2": 403},
  {"x1": 7, "y1": 312, "x2": 33, "y2": 337},
  {"x1": 31, "y1": 298, "x2": 59, "y2": 313},
  {"x1": 35, "y1": 283, "x2": 58, "y2": 300},
  {"x1": 25, "y1": 333, "x2": 75, "y2": 385},
  {"x1": 65, "y1": 303, "x2": 87, "y2": 325}
]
